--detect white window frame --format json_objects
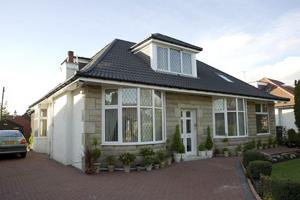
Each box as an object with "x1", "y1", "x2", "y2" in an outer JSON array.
[
  {"x1": 156, "y1": 45, "x2": 194, "y2": 77},
  {"x1": 102, "y1": 87, "x2": 166, "y2": 145},
  {"x1": 255, "y1": 103, "x2": 270, "y2": 135},
  {"x1": 213, "y1": 98, "x2": 248, "y2": 138},
  {"x1": 35, "y1": 108, "x2": 48, "y2": 138}
]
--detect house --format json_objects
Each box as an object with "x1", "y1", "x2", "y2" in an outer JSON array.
[
  {"x1": 256, "y1": 77, "x2": 296, "y2": 131},
  {"x1": 29, "y1": 33, "x2": 287, "y2": 170},
  {"x1": 0, "y1": 114, "x2": 31, "y2": 141}
]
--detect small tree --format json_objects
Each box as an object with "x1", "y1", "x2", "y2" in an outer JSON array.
[
  {"x1": 295, "y1": 80, "x2": 300, "y2": 132},
  {"x1": 172, "y1": 125, "x2": 185, "y2": 153},
  {"x1": 0, "y1": 101, "x2": 9, "y2": 120},
  {"x1": 205, "y1": 126, "x2": 213, "y2": 150}
]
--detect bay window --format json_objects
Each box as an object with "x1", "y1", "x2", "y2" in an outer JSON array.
[
  {"x1": 103, "y1": 88, "x2": 164, "y2": 144},
  {"x1": 213, "y1": 98, "x2": 247, "y2": 137},
  {"x1": 156, "y1": 46, "x2": 193, "y2": 75},
  {"x1": 255, "y1": 103, "x2": 269, "y2": 134}
]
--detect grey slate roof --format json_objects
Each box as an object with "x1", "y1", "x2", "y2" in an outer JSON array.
[{"x1": 77, "y1": 38, "x2": 286, "y2": 101}]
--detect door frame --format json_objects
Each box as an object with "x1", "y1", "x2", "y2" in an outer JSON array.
[{"x1": 180, "y1": 109, "x2": 197, "y2": 156}]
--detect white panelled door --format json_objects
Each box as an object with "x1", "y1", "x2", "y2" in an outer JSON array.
[{"x1": 180, "y1": 110, "x2": 196, "y2": 156}]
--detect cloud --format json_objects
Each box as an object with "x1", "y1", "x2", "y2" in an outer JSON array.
[{"x1": 197, "y1": 9, "x2": 300, "y2": 85}]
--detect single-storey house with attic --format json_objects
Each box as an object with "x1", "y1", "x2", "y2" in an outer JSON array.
[{"x1": 29, "y1": 33, "x2": 287, "y2": 170}]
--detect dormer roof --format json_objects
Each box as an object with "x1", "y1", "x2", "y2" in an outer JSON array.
[{"x1": 131, "y1": 33, "x2": 203, "y2": 52}]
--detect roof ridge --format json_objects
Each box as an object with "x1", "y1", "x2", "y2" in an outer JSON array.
[{"x1": 78, "y1": 39, "x2": 118, "y2": 74}]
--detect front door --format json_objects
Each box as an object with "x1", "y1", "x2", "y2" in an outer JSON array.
[{"x1": 180, "y1": 110, "x2": 196, "y2": 156}]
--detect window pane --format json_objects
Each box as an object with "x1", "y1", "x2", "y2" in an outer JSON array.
[
  {"x1": 186, "y1": 119, "x2": 191, "y2": 133},
  {"x1": 40, "y1": 109, "x2": 47, "y2": 117},
  {"x1": 215, "y1": 113, "x2": 225, "y2": 136},
  {"x1": 157, "y1": 47, "x2": 168, "y2": 71},
  {"x1": 170, "y1": 48, "x2": 181, "y2": 73},
  {"x1": 256, "y1": 114, "x2": 269, "y2": 133},
  {"x1": 262, "y1": 104, "x2": 267, "y2": 112},
  {"x1": 227, "y1": 112, "x2": 237, "y2": 136},
  {"x1": 213, "y1": 99, "x2": 225, "y2": 112},
  {"x1": 122, "y1": 88, "x2": 137, "y2": 106},
  {"x1": 238, "y1": 112, "x2": 245, "y2": 136},
  {"x1": 182, "y1": 52, "x2": 192, "y2": 74},
  {"x1": 122, "y1": 108, "x2": 138, "y2": 142},
  {"x1": 255, "y1": 104, "x2": 261, "y2": 112},
  {"x1": 140, "y1": 89, "x2": 152, "y2": 106},
  {"x1": 238, "y1": 99, "x2": 244, "y2": 111},
  {"x1": 39, "y1": 119, "x2": 47, "y2": 137},
  {"x1": 227, "y1": 98, "x2": 236, "y2": 111},
  {"x1": 154, "y1": 91, "x2": 162, "y2": 107},
  {"x1": 105, "y1": 89, "x2": 118, "y2": 105},
  {"x1": 186, "y1": 138, "x2": 191, "y2": 152},
  {"x1": 141, "y1": 108, "x2": 153, "y2": 142},
  {"x1": 105, "y1": 109, "x2": 118, "y2": 141},
  {"x1": 186, "y1": 111, "x2": 191, "y2": 118},
  {"x1": 155, "y1": 109, "x2": 163, "y2": 141}
]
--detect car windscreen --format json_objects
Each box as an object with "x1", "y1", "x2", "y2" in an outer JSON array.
[{"x1": 0, "y1": 130, "x2": 23, "y2": 137}]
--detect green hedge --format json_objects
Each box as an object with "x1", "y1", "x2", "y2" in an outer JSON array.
[
  {"x1": 247, "y1": 161, "x2": 272, "y2": 181},
  {"x1": 242, "y1": 150, "x2": 268, "y2": 167},
  {"x1": 272, "y1": 180, "x2": 300, "y2": 200}
]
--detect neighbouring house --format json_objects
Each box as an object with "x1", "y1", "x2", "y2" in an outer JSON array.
[
  {"x1": 0, "y1": 114, "x2": 31, "y2": 141},
  {"x1": 256, "y1": 78, "x2": 296, "y2": 131},
  {"x1": 29, "y1": 33, "x2": 287, "y2": 170}
]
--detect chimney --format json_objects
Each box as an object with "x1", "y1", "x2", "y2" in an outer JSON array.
[
  {"x1": 60, "y1": 50, "x2": 79, "y2": 82},
  {"x1": 67, "y1": 51, "x2": 74, "y2": 63}
]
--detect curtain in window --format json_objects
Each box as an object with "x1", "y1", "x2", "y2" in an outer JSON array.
[
  {"x1": 215, "y1": 113, "x2": 225, "y2": 136},
  {"x1": 170, "y1": 49, "x2": 181, "y2": 73},
  {"x1": 105, "y1": 109, "x2": 118, "y2": 141},
  {"x1": 141, "y1": 108, "x2": 153, "y2": 142},
  {"x1": 157, "y1": 47, "x2": 168, "y2": 71},
  {"x1": 182, "y1": 52, "x2": 192, "y2": 74},
  {"x1": 122, "y1": 108, "x2": 138, "y2": 142},
  {"x1": 155, "y1": 109, "x2": 162, "y2": 141},
  {"x1": 256, "y1": 114, "x2": 269, "y2": 133},
  {"x1": 227, "y1": 112, "x2": 237, "y2": 136}
]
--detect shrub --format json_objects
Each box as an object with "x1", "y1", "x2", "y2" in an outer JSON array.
[
  {"x1": 143, "y1": 156, "x2": 153, "y2": 166},
  {"x1": 140, "y1": 147, "x2": 154, "y2": 157},
  {"x1": 243, "y1": 150, "x2": 268, "y2": 167},
  {"x1": 84, "y1": 146, "x2": 93, "y2": 173},
  {"x1": 287, "y1": 129, "x2": 297, "y2": 144},
  {"x1": 272, "y1": 180, "x2": 300, "y2": 200},
  {"x1": 235, "y1": 144, "x2": 242, "y2": 154},
  {"x1": 106, "y1": 155, "x2": 115, "y2": 166},
  {"x1": 172, "y1": 125, "x2": 185, "y2": 153},
  {"x1": 91, "y1": 137, "x2": 101, "y2": 162},
  {"x1": 258, "y1": 175, "x2": 272, "y2": 198},
  {"x1": 205, "y1": 126, "x2": 213, "y2": 150},
  {"x1": 198, "y1": 143, "x2": 206, "y2": 151},
  {"x1": 243, "y1": 139, "x2": 256, "y2": 152},
  {"x1": 247, "y1": 161, "x2": 272, "y2": 181},
  {"x1": 257, "y1": 139, "x2": 262, "y2": 148},
  {"x1": 119, "y1": 153, "x2": 136, "y2": 166},
  {"x1": 156, "y1": 150, "x2": 166, "y2": 163}
]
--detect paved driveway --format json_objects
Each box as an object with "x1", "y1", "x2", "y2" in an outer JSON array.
[{"x1": 0, "y1": 152, "x2": 253, "y2": 200}]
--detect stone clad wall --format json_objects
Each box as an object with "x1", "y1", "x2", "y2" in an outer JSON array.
[
  {"x1": 82, "y1": 85, "x2": 277, "y2": 160},
  {"x1": 165, "y1": 92, "x2": 213, "y2": 145}
]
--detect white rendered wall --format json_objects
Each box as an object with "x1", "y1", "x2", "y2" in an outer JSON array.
[
  {"x1": 52, "y1": 94, "x2": 68, "y2": 165},
  {"x1": 71, "y1": 89, "x2": 84, "y2": 169},
  {"x1": 275, "y1": 108, "x2": 297, "y2": 130}
]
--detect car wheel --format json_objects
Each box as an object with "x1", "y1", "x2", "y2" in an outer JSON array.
[{"x1": 20, "y1": 152, "x2": 27, "y2": 158}]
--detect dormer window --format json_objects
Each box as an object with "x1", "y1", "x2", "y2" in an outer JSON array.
[
  {"x1": 131, "y1": 33, "x2": 202, "y2": 78},
  {"x1": 157, "y1": 46, "x2": 193, "y2": 76}
]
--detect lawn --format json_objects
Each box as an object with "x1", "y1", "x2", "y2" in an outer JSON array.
[{"x1": 272, "y1": 159, "x2": 300, "y2": 182}]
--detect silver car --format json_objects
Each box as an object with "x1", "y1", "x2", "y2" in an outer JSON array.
[{"x1": 0, "y1": 130, "x2": 27, "y2": 158}]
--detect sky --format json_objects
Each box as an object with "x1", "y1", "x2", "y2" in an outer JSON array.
[{"x1": 0, "y1": 0, "x2": 300, "y2": 114}]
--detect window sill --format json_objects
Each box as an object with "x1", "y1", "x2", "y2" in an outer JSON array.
[
  {"x1": 257, "y1": 133, "x2": 271, "y2": 136},
  {"x1": 102, "y1": 141, "x2": 165, "y2": 146},
  {"x1": 213, "y1": 135, "x2": 248, "y2": 139}
]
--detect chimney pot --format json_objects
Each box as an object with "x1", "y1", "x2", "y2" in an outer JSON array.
[{"x1": 67, "y1": 51, "x2": 74, "y2": 63}]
